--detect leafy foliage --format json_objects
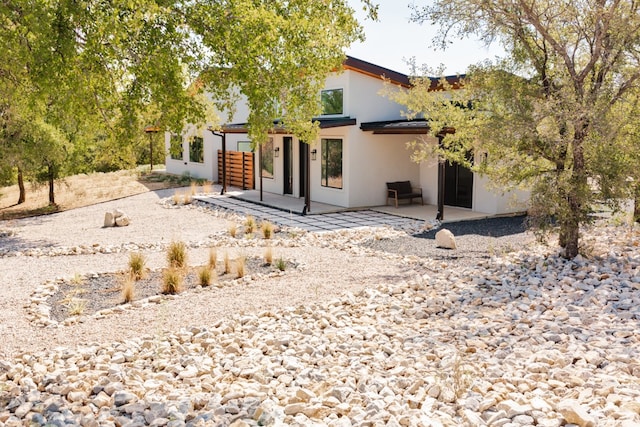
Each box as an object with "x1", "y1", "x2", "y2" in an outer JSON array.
[
  {"x1": 392, "y1": 0, "x2": 640, "y2": 257},
  {"x1": 1, "y1": 0, "x2": 370, "y2": 203}
]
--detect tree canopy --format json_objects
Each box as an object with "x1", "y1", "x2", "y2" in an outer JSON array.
[
  {"x1": 0, "y1": 0, "x2": 372, "y2": 203},
  {"x1": 393, "y1": 0, "x2": 640, "y2": 258}
]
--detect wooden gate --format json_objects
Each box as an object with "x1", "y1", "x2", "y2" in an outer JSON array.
[{"x1": 217, "y1": 150, "x2": 254, "y2": 189}]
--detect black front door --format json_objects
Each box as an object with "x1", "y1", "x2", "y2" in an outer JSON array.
[
  {"x1": 283, "y1": 137, "x2": 293, "y2": 194},
  {"x1": 444, "y1": 160, "x2": 473, "y2": 208},
  {"x1": 299, "y1": 140, "x2": 308, "y2": 198}
]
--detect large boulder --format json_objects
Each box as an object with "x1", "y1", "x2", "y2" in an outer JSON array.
[
  {"x1": 115, "y1": 214, "x2": 130, "y2": 227},
  {"x1": 435, "y1": 229, "x2": 457, "y2": 250},
  {"x1": 104, "y1": 209, "x2": 131, "y2": 227},
  {"x1": 103, "y1": 211, "x2": 116, "y2": 227}
]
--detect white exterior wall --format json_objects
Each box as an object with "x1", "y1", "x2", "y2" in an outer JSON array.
[
  {"x1": 165, "y1": 93, "x2": 251, "y2": 181},
  {"x1": 167, "y1": 64, "x2": 530, "y2": 213},
  {"x1": 473, "y1": 174, "x2": 529, "y2": 215},
  {"x1": 164, "y1": 129, "x2": 216, "y2": 181}
]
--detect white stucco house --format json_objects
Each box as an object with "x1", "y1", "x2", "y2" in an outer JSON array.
[{"x1": 165, "y1": 56, "x2": 528, "y2": 217}]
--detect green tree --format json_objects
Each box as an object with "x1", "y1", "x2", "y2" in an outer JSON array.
[
  {"x1": 395, "y1": 0, "x2": 640, "y2": 258},
  {"x1": 186, "y1": 0, "x2": 367, "y2": 144},
  {"x1": 1, "y1": 0, "x2": 373, "y2": 203}
]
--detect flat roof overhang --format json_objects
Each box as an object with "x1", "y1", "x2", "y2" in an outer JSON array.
[
  {"x1": 360, "y1": 119, "x2": 430, "y2": 134},
  {"x1": 222, "y1": 117, "x2": 357, "y2": 134},
  {"x1": 360, "y1": 119, "x2": 456, "y2": 135}
]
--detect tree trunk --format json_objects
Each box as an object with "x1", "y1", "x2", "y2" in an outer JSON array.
[
  {"x1": 48, "y1": 163, "x2": 55, "y2": 206},
  {"x1": 562, "y1": 134, "x2": 587, "y2": 259},
  {"x1": 634, "y1": 184, "x2": 640, "y2": 223},
  {"x1": 17, "y1": 167, "x2": 25, "y2": 204}
]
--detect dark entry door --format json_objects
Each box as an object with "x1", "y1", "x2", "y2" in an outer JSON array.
[
  {"x1": 283, "y1": 137, "x2": 293, "y2": 194},
  {"x1": 444, "y1": 161, "x2": 473, "y2": 208},
  {"x1": 298, "y1": 140, "x2": 308, "y2": 198}
]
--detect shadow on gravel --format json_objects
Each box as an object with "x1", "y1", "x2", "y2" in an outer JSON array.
[{"x1": 414, "y1": 215, "x2": 528, "y2": 239}]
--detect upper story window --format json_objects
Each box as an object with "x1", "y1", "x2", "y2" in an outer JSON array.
[{"x1": 321, "y1": 89, "x2": 343, "y2": 115}]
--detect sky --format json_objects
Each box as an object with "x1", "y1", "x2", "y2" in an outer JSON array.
[{"x1": 346, "y1": 0, "x2": 505, "y2": 76}]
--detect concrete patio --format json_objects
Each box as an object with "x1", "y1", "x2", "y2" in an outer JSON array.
[{"x1": 224, "y1": 187, "x2": 495, "y2": 223}]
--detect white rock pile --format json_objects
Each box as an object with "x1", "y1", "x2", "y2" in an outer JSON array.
[
  {"x1": 103, "y1": 209, "x2": 131, "y2": 228},
  {"x1": 1, "y1": 224, "x2": 640, "y2": 426}
]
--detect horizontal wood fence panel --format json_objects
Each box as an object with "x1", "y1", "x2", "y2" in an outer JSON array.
[{"x1": 217, "y1": 150, "x2": 254, "y2": 189}]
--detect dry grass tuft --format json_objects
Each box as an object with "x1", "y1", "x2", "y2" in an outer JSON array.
[
  {"x1": 162, "y1": 268, "x2": 183, "y2": 294},
  {"x1": 223, "y1": 251, "x2": 231, "y2": 274},
  {"x1": 264, "y1": 247, "x2": 273, "y2": 265},
  {"x1": 202, "y1": 181, "x2": 213, "y2": 194},
  {"x1": 261, "y1": 221, "x2": 274, "y2": 239},
  {"x1": 182, "y1": 191, "x2": 192, "y2": 205},
  {"x1": 228, "y1": 223, "x2": 238, "y2": 238},
  {"x1": 172, "y1": 190, "x2": 181, "y2": 205},
  {"x1": 244, "y1": 216, "x2": 256, "y2": 234},
  {"x1": 67, "y1": 298, "x2": 86, "y2": 316},
  {"x1": 208, "y1": 247, "x2": 217, "y2": 269},
  {"x1": 199, "y1": 266, "x2": 217, "y2": 287},
  {"x1": 236, "y1": 255, "x2": 246, "y2": 278},
  {"x1": 167, "y1": 241, "x2": 187, "y2": 269},
  {"x1": 122, "y1": 273, "x2": 136, "y2": 303},
  {"x1": 128, "y1": 252, "x2": 147, "y2": 280},
  {"x1": 190, "y1": 181, "x2": 198, "y2": 196}
]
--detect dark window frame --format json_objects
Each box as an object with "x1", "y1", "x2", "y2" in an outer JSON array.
[
  {"x1": 321, "y1": 138, "x2": 343, "y2": 189},
  {"x1": 189, "y1": 136, "x2": 204, "y2": 163},
  {"x1": 260, "y1": 137, "x2": 274, "y2": 179},
  {"x1": 170, "y1": 134, "x2": 183, "y2": 160},
  {"x1": 321, "y1": 88, "x2": 344, "y2": 115}
]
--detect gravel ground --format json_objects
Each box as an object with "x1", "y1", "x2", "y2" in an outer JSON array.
[
  {"x1": 2, "y1": 192, "x2": 640, "y2": 426},
  {"x1": 0, "y1": 190, "x2": 447, "y2": 359},
  {"x1": 363, "y1": 215, "x2": 532, "y2": 267}
]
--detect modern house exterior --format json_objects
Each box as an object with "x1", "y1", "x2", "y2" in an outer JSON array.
[{"x1": 165, "y1": 56, "x2": 529, "y2": 216}]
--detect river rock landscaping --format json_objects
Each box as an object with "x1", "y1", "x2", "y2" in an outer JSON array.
[{"x1": 0, "y1": 193, "x2": 639, "y2": 426}]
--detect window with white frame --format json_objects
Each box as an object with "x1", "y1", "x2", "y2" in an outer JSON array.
[
  {"x1": 189, "y1": 136, "x2": 204, "y2": 163},
  {"x1": 321, "y1": 89, "x2": 343, "y2": 115},
  {"x1": 169, "y1": 134, "x2": 183, "y2": 160},
  {"x1": 321, "y1": 138, "x2": 343, "y2": 189},
  {"x1": 237, "y1": 141, "x2": 253, "y2": 152}
]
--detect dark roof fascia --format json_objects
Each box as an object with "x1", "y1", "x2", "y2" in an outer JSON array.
[
  {"x1": 427, "y1": 74, "x2": 466, "y2": 91},
  {"x1": 344, "y1": 56, "x2": 465, "y2": 91},
  {"x1": 222, "y1": 117, "x2": 357, "y2": 134},
  {"x1": 360, "y1": 119, "x2": 431, "y2": 135},
  {"x1": 344, "y1": 56, "x2": 411, "y2": 87},
  {"x1": 317, "y1": 117, "x2": 357, "y2": 128}
]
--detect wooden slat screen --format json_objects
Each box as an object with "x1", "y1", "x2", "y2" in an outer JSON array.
[{"x1": 217, "y1": 150, "x2": 254, "y2": 189}]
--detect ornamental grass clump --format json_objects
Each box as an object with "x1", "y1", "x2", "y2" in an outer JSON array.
[
  {"x1": 162, "y1": 268, "x2": 183, "y2": 294},
  {"x1": 128, "y1": 252, "x2": 146, "y2": 280},
  {"x1": 276, "y1": 257, "x2": 286, "y2": 271},
  {"x1": 228, "y1": 223, "x2": 238, "y2": 238},
  {"x1": 208, "y1": 247, "x2": 217, "y2": 269},
  {"x1": 261, "y1": 221, "x2": 274, "y2": 239},
  {"x1": 167, "y1": 241, "x2": 187, "y2": 269},
  {"x1": 223, "y1": 251, "x2": 231, "y2": 275},
  {"x1": 172, "y1": 190, "x2": 181, "y2": 205},
  {"x1": 244, "y1": 215, "x2": 256, "y2": 234},
  {"x1": 198, "y1": 266, "x2": 214, "y2": 287},
  {"x1": 264, "y1": 247, "x2": 273, "y2": 265},
  {"x1": 236, "y1": 255, "x2": 246, "y2": 279},
  {"x1": 182, "y1": 191, "x2": 192, "y2": 205},
  {"x1": 202, "y1": 181, "x2": 213, "y2": 194},
  {"x1": 68, "y1": 298, "x2": 86, "y2": 316},
  {"x1": 122, "y1": 273, "x2": 135, "y2": 303}
]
